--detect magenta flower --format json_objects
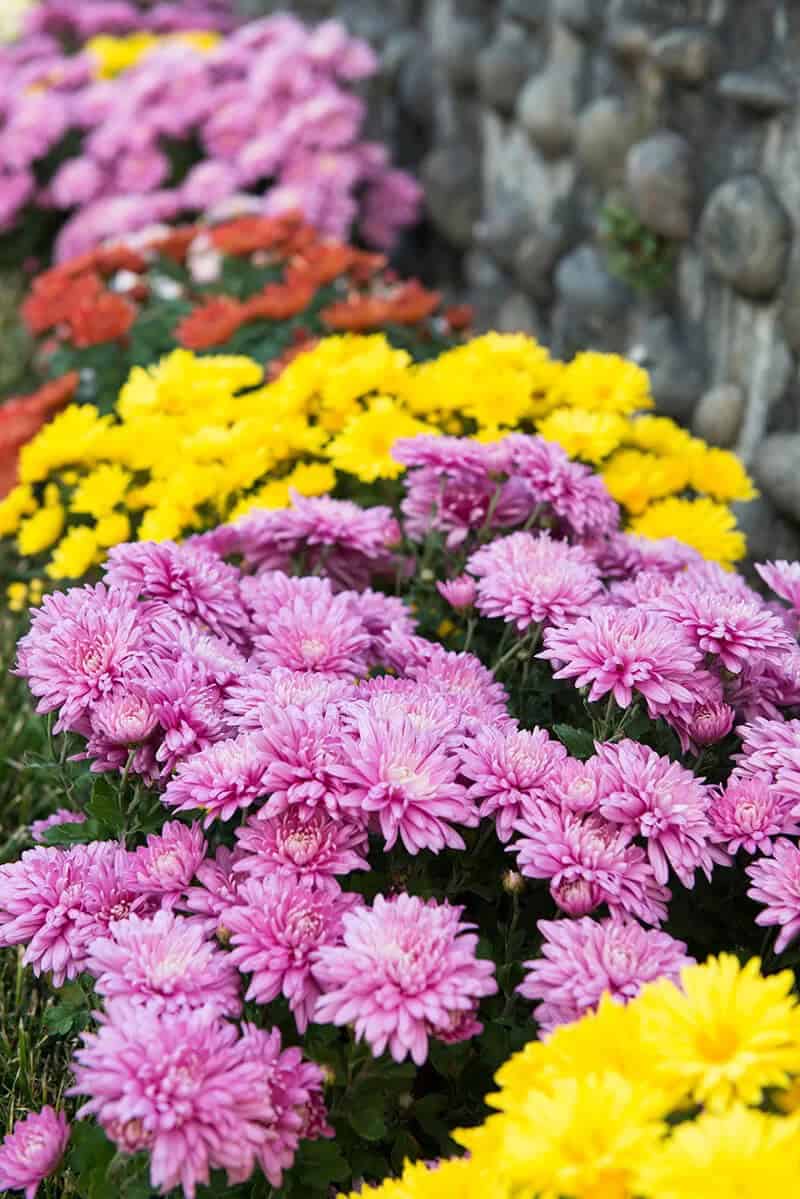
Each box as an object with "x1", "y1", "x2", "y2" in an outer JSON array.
[
  {"x1": 182, "y1": 846, "x2": 242, "y2": 935},
  {"x1": 314, "y1": 893, "x2": 497, "y2": 1064},
  {"x1": 512, "y1": 802, "x2": 669, "y2": 925},
  {"x1": 87, "y1": 909, "x2": 241, "y2": 1016},
  {"x1": 544, "y1": 756, "x2": 605, "y2": 815},
  {"x1": 540, "y1": 607, "x2": 701, "y2": 717},
  {"x1": 234, "y1": 808, "x2": 369, "y2": 884},
  {"x1": 0, "y1": 1106, "x2": 69, "y2": 1199},
  {"x1": 594, "y1": 740, "x2": 715, "y2": 888},
  {"x1": 331, "y1": 710, "x2": 477, "y2": 854},
  {"x1": 710, "y1": 775, "x2": 800, "y2": 856},
  {"x1": 669, "y1": 697, "x2": 735, "y2": 754},
  {"x1": 747, "y1": 840, "x2": 800, "y2": 953},
  {"x1": 436, "y1": 575, "x2": 477, "y2": 610},
  {"x1": 241, "y1": 573, "x2": 334, "y2": 631},
  {"x1": 647, "y1": 588, "x2": 794, "y2": 675},
  {"x1": 143, "y1": 655, "x2": 231, "y2": 774},
  {"x1": 223, "y1": 874, "x2": 359, "y2": 1032},
  {"x1": 757, "y1": 559, "x2": 800, "y2": 614},
  {"x1": 351, "y1": 681, "x2": 464, "y2": 747},
  {"x1": 459, "y1": 725, "x2": 567, "y2": 842},
  {"x1": 224, "y1": 667, "x2": 355, "y2": 732},
  {"x1": 252, "y1": 587, "x2": 371, "y2": 676},
  {"x1": 251, "y1": 703, "x2": 347, "y2": 820},
  {"x1": 163, "y1": 733, "x2": 269, "y2": 826},
  {"x1": 468, "y1": 531, "x2": 603, "y2": 630},
  {"x1": 349, "y1": 588, "x2": 416, "y2": 662},
  {"x1": 518, "y1": 916, "x2": 693, "y2": 1033},
  {"x1": 409, "y1": 646, "x2": 513, "y2": 735},
  {"x1": 128, "y1": 821, "x2": 206, "y2": 908},
  {"x1": 89, "y1": 681, "x2": 159, "y2": 748},
  {"x1": 29, "y1": 809, "x2": 86, "y2": 844},
  {"x1": 71, "y1": 1001, "x2": 279, "y2": 1199},
  {"x1": 49, "y1": 156, "x2": 104, "y2": 207}
]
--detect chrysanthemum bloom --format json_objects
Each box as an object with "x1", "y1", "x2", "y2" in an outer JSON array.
[
  {"x1": 314, "y1": 894, "x2": 497, "y2": 1064},
  {"x1": 349, "y1": 681, "x2": 464, "y2": 747},
  {"x1": 467, "y1": 531, "x2": 603, "y2": 631},
  {"x1": 15, "y1": 583, "x2": 144, "y2": 733},
  {"x1": 518, "y1": 916, "x2": 693, "y2": 1033},
  {"x1": 252, "y1": 587, "x2": 371, "y2": 677},
  {"x1": 747, "y1": 839, "x2": 800, "y2": 952},
  {"x1": 349, "y1": 588, "x2": 417, "y2": 662},
  {"x1": 636, "y1": 954, "x2": 800, "y2": 1110},
  {"x1": 0, "y1": 1106, "x2": 70, "y2": 1199},
  {"x1": 71, "y1": 1001, "x2": 279, "y2": 1199},
  {"x1": 399, "y1": 463, "x2": 532, "y2": 548},
  {"x1": 251, "y1": 703, "x2": 347, "y2": 820},
  {"x1": 711, "y1": 775, "x2": 800, "y2": 857},
  {"x1": 736, "y1": 715, "x2": 800, "y2": 781},
  {"x1": 459, "y1": 725, "x2": 567, "y2": 842},
  {"x1": 182, "y1": 846, "x2": 242, "y2": 935},
  {"x1": 756, "y1": 559, "x2": 800, "y2": 614},
  {"x1": 128, "y1": 821, "x2": 206, "y2": 908},
  {"x1": 410, "y1": 646, "x2": 513, "y2": 734},
  {"x1": 163, "y1": 732, "x2": 269, "y2": 826},
  {"x1": 144, "y1": 655, "x2": 231, "y2": 774},
  {"x1": 647, "y1": 588, "x2": 794, "y2": 675},
  {"x1": 594, "y1": 740, "x2": 715, "y2": 887},
  {"x1": 224, "y1": 667, "x2": 356, "y2": 732},
  {"x1": 544, "y1": 756, "x2": 605, "y2": 815},
  {"x1": 436, "y1": 574, "x2": 477, "y2": 610},
  {"x1": 507, "y1": 433, "x2": 620, "y2": 539},
  {"x1": 89, "y1": 681, "x2": 159, "y2": 747},
  {"x1": 29, "y1": 808, "x2": 86, "y2": 843},
  {"x1": 238, "y1": 1023, "x2": 332, "y2": 1186},
  {"x1": 234, "y1": 808, "x2": 369, "y2": 884},
  {"x1": 87, "y1": 909, "x2": 241, "y2": 1016},
  {"x1": 669, "y1": 697, "x2": 735, "y2": 754},
  {"x1": 241, "y1": 574, "x2": 335, "y2": 632},
  {"x1": 540, "y1": 607, "x2": 701, "y2": 717},
  {"x1": 223, "y1": 874, "x2": 360, "y2": 1032},
  {"x1": 331, "y1": 710, "x2": 477, "y2": 853},
  {"x1": 512, "y1": 802, "x2": 669, "y2": 925}
]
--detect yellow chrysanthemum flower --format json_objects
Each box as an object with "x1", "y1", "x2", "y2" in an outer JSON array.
[
  {"x1": 70, "y1": 464, "x2": 132, "y2": 519},
  {"x1": 17, "y1": 503, "x2": 64, "y2": 556},
  {"x1": 636, "y1": 955, "x2": 800, "y2": 1111},
  {"x1": 6, "y1": 582, "x2": 28, "y2": 612},
  {"x1": 0, "y1": 483, "x2": 36, "y2": 535},
  {"x1": 690, "y1": 446, "x2": 759, "y2": 502},
  {"x1": 629, "y1": 496, "x2": 746, "y2": 567},
  {"x1": 635, "y1": 1106, "x2": 800, "y2": 1199},
  {"x1": 45, "y1": 527, "x2": 100, "y2": 579},
  {"x1": 286, "y1": 461, "x2": 337, "y2": 497},
  {"x1": 326, "y1": 397, "x2": 432, "y2": 482},
  {"x1": 537, "y1": 408, "x2": 628, "y2": 463},
  {"x1": 551, "y1": 350, "x2": 653, "y2": 414},
  {"x1": 94, "y1": 512, "x2": 131, "y2": 547},
  {"x1": 602, "y1": 449, "x2": 690, "y2": 514},
  {"x1": 87, "y1": 30, "x2": 220, "y2": 79},
  {"x1": 624, "y1": 414, "x2": 696, "y2": 456},
  {"x1": 18, "y1": 405, "x2": 110, "y2": 484},
  {"x1": 340, "y1": 1156, "x2": 497, "y2": 1199}
]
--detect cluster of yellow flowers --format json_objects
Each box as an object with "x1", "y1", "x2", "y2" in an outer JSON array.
[
  {"x1": 85, "y1": 30, "x2": 221, "y2": 79},
  {"x1": 0, "y1": 333, "x2": 755, "y2": 583},
  {"x1": 346, "y1": 955, "x2": 800, "y2": 1199}
]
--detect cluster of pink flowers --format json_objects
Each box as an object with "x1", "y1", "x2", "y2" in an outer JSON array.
[
  {"x1": 0, "y1": 13, "x2": 421, "y2": 258},
  {"x1": 25, "y1": 1, "x2": 236, "y2": 41}
]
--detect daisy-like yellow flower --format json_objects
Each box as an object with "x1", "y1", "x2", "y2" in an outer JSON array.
[
  {"x1": 6, "y1": 581, "x2": 28, "y2": 612},
  {"x1": 624, "y1": 414, "x2": 696, "y2": 456},
  {"x1": 45, "y1": 526, "x2": 100, "y2": 579},
  {"x1": 94, "y1": 512, "x2": 131, "y2": 547},
  {"x1": 602, "y1": 449, "x2": 691, "y2": 515},
  {"x1": 70, "y1": 463, "x2": 132, "y2": 518},
  {"x1": 629, "y1": 496, "x2": 746, "y2": 567},
  {"x1": 18, "y1": 405, "x2": 110, "y2": 484},
  {"x1": 635, "y1": 1106, "x2": 800, "y2": 1199},
  {"x1": 326, "y1": 397, "x2": 432, "y2": 482},
  {"x1": 340, "y1": 1156, "x2": 497, "y2": 1199},
  {"x1": 550, "y1": 350, "x2": 653, "y2": 414},
  {"x1": 0, "y1": 483, "x2": 36, "y2": 536},
  {"x1": 690, "y1": 445, "x2": 759, "y2": 502},
  {"x1": 17, "y1": 503, "x2": 64, "y2": 556},
  {"x1": 537, "y1": 408, "x2": 628, "y2": 463},
  {"x1": 636, "y1": 955, "x2": 800, "y2": 1112}
]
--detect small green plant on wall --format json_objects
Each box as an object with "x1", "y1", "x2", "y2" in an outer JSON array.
[{"x1": 599, "y1": 198, "x2": 677, "y2": 293}]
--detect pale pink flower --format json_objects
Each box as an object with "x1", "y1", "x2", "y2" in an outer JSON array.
[
  {"x1": 128, "y1": 821, "x2": 206, "y2": 908},
  {"x1": 163, "y1": 733, "x2": 269, "y2": 826},
  {"x1": 747, "y1": 840, "x2": 800, "y2": 953},
  {"x1": 234, "y1": 808, "x2": 369, "y2": 884},
  {"x1": 710, "y1": 775, "x2": 800, "y2": 856},
  {"x1": 0, "y1": 1106, "x2": 69, "y2": 1199},
  {"x1": 458, "y1": 726, "x2": 567, "y2": 842},
  {"x1": 436, "y1": 575, "x2": 477, "y2": 610}
]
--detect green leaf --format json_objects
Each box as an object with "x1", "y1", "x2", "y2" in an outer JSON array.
[
  {"x1": 553, "y1": 723, "x2": 596, "y2": 761},
  {"x1": 297, "y1": 1139, "x2": 350, "y2": 1189},
  {"x1": 70, "y1": 1122, "x2": 116, "y2": 1195},
  {"x1": 88, "y1": 776, "x2": 125, "y2": 833},
  {"x1": 42, "y1": 818, "x2": 104, "y2": 846},
  {"x1": 349, "y1": 1103, "x2": 387, "y2": 1142}
]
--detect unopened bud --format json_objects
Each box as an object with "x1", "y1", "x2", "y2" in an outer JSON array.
[{"x1": 502, "y1": 869, "x2": 525, "y2": 895}]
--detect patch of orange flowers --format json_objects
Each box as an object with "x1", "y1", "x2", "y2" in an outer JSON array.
[{"x1": 0, "y1": 373, "x2": 80, "y2": 497}]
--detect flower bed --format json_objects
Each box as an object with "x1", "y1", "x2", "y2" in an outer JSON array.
[
  {"x1": 0, "y1": 430, "x2": 797, "y2": 1194},
  {"x1": 0, "y1": 12, "x2": 420, "y2": 266}
]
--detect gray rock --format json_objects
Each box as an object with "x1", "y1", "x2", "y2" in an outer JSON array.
[
  {"x1": 625, "y1": 131, "x2": 693, "y2": 240},
  {"x1": 700, "y1": 175, "x2": 792, "y2": 299},
  {"x1": 464, "y1": 249, "x2": 509, "y2": 293},
  {"x1": 718, "y1": 70, "x2": 793, "y2": 115},
  {"x1": 474, "y1": 207, "x2": 534, "y2": 271},
  {"x1": 753, "y1": 434, "x2": 800, "y2": 523},
  {"x1": 435, "y1": 20, "x2": 484, "y2": 89},
  {"x1": 555, "y1": 243, "x2": 632, "y2": 315},
  {"x1": 780, "y1": 246, "x2": 800, "y2": 353},
  {"x1": 554, "y1": 0, "x2": 602, "y2": 36},
  {"x1": 496, "y1": 291, "x2": 542, "y2": 335},
  {"x1": 502, "y1": 0, "x2": 549, "y2": 26},
  {"x1": 477, "y1": 23, "x2": 539, "y2": 112},
  {"x1": 627, "y1": 314, "x2": 705, "y2": 420},
  {"x1": 421, "y1": 146, "x2": 483, "y2": 248},
  {"x1": 396, "y1": 41, "x2": 435, "y2": 125},
  {"x1": 576, "y1": 96, "x2": 640, "y2": 188},
  {"x1": 650, "y1": 27, "x2": 719, "y2": 85},
  {"x1": 692, "y1": 383, "x2": 746, "y2": 448},
  {"x1": 606, "y1": 19, "x2": 653, "y2": 59},
  {"x1": 514, "y1": 224, "x2": 566, "y2": 297},
  {"x1": 518, "y1": 71, "x2": 578, "y2": 157},
  {"x1": 732, "y1": 494, "x2": 800, "y2": 568}
]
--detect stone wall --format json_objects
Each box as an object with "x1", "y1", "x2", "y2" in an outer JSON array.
[{"x1": 239, "y1": 0, "x2": 800, "y2": 558}]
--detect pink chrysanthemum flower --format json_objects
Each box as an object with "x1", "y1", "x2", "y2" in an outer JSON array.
[
  {"x1": 587, "y1": 531, "x2": 702, "y2": 581},
  {"x1": 350, "y1": 588, "x2": 417, "y2": 663},
  {"x1": 252, "y1": 703, "x2": 347, "y2": 820},
  {"x1": 15, "y1": 583, "x2": 143, "y2": 733},
  {"x1": 508, "y1": 434, "x2": 620, "y2": 538},
  {"x1": 234, "y1": 808, "x2": 369, "y2": 884},
  {"x1": 314, "y1": 893, "x2": 497, "y2": 1064},
  {"x1": 544, "y1": 756, "x2": 605, "y2": 815},
  {"x1": 594, "y1": 740, "x2": 715, "y2": 888},
  {"x1": 71, "y1": 1001, "x2": 278, "y2": 1199},
  {"x1": 349, "y1": 682, "x2": 464, "y2": 747},
  {"x1": 241, "y1": 574, "x2": 334, "y2": 632},
  {"x1": 224, "y1": 667, "x2": 356, "y2": 732},
  {"x1": 143, "y1": 655, "x2": 231, "y2": 774},
  {"x1": 252, "y1": 588, "x2": 371, "y2": 676},
  {"x1": 128, "y1": 821, "x2": 206, "y2": 908},
  {"x1": 756, "y1": 560, "x2": 800, "y2": 613},
  {"x1": 518, "y1": 916, "x2": 693, "y2": 1033},
  {"x1": 0, "y1": 1106, "x2": 69, "y2": 1199},
  {"x1": 163, "y1": 733, "x2": 269, "y2": 826},
  {"x1": 467, "y1": 531, "x2": 603, "y2": 630},
  {"x1": 89, "y1": 682, "x2": 159, "y2": 747},
  {"x1": 512, "y1": 802, "x2": 669, "y2": 925},
  {"x1": 747, "y1": 839, "x2": 800, "y2": 953},
  {"x1": 104, "y1": 541, "x2": 249, "y2": 646},
  {"x1": 668, "y1": 695, "x2": 735, "y2": 755},
  {"x1": 734, "y1": 717, "x2": 800, "y2": 810},
  {"x1": 331, "y1": 711, "x2": 477, "y2": 854},
  {"x1": 182, "y1": 846, "x2": 243, "y2": 936},
  {"x1": 540, "y1": 607, "x2": 701, "y2": 717},
  {"x1": 647, "y1": 588, "x2": 794, "y2": 675},
  {"x1": 436, "y1": 575, "x2": 477, "y2": 610},
  {"x1": 409, "y1": 646, "x2": 513, "y2": 734},
  {"x1": 710, "y1": 775, "x2": 800, "y2": 856},
  {"x1": 223, "y1": 874, "x2": 359, "y2": 1032},
  {"x1": 459, "y1": 726, "x2": 567, "y2": 842},
  {"x1": 29, "y1": 809, "x2": 86, "y2": 844},
  {"x1": 88, "y1": 909, "x2": 240, "y2": 1015}
]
